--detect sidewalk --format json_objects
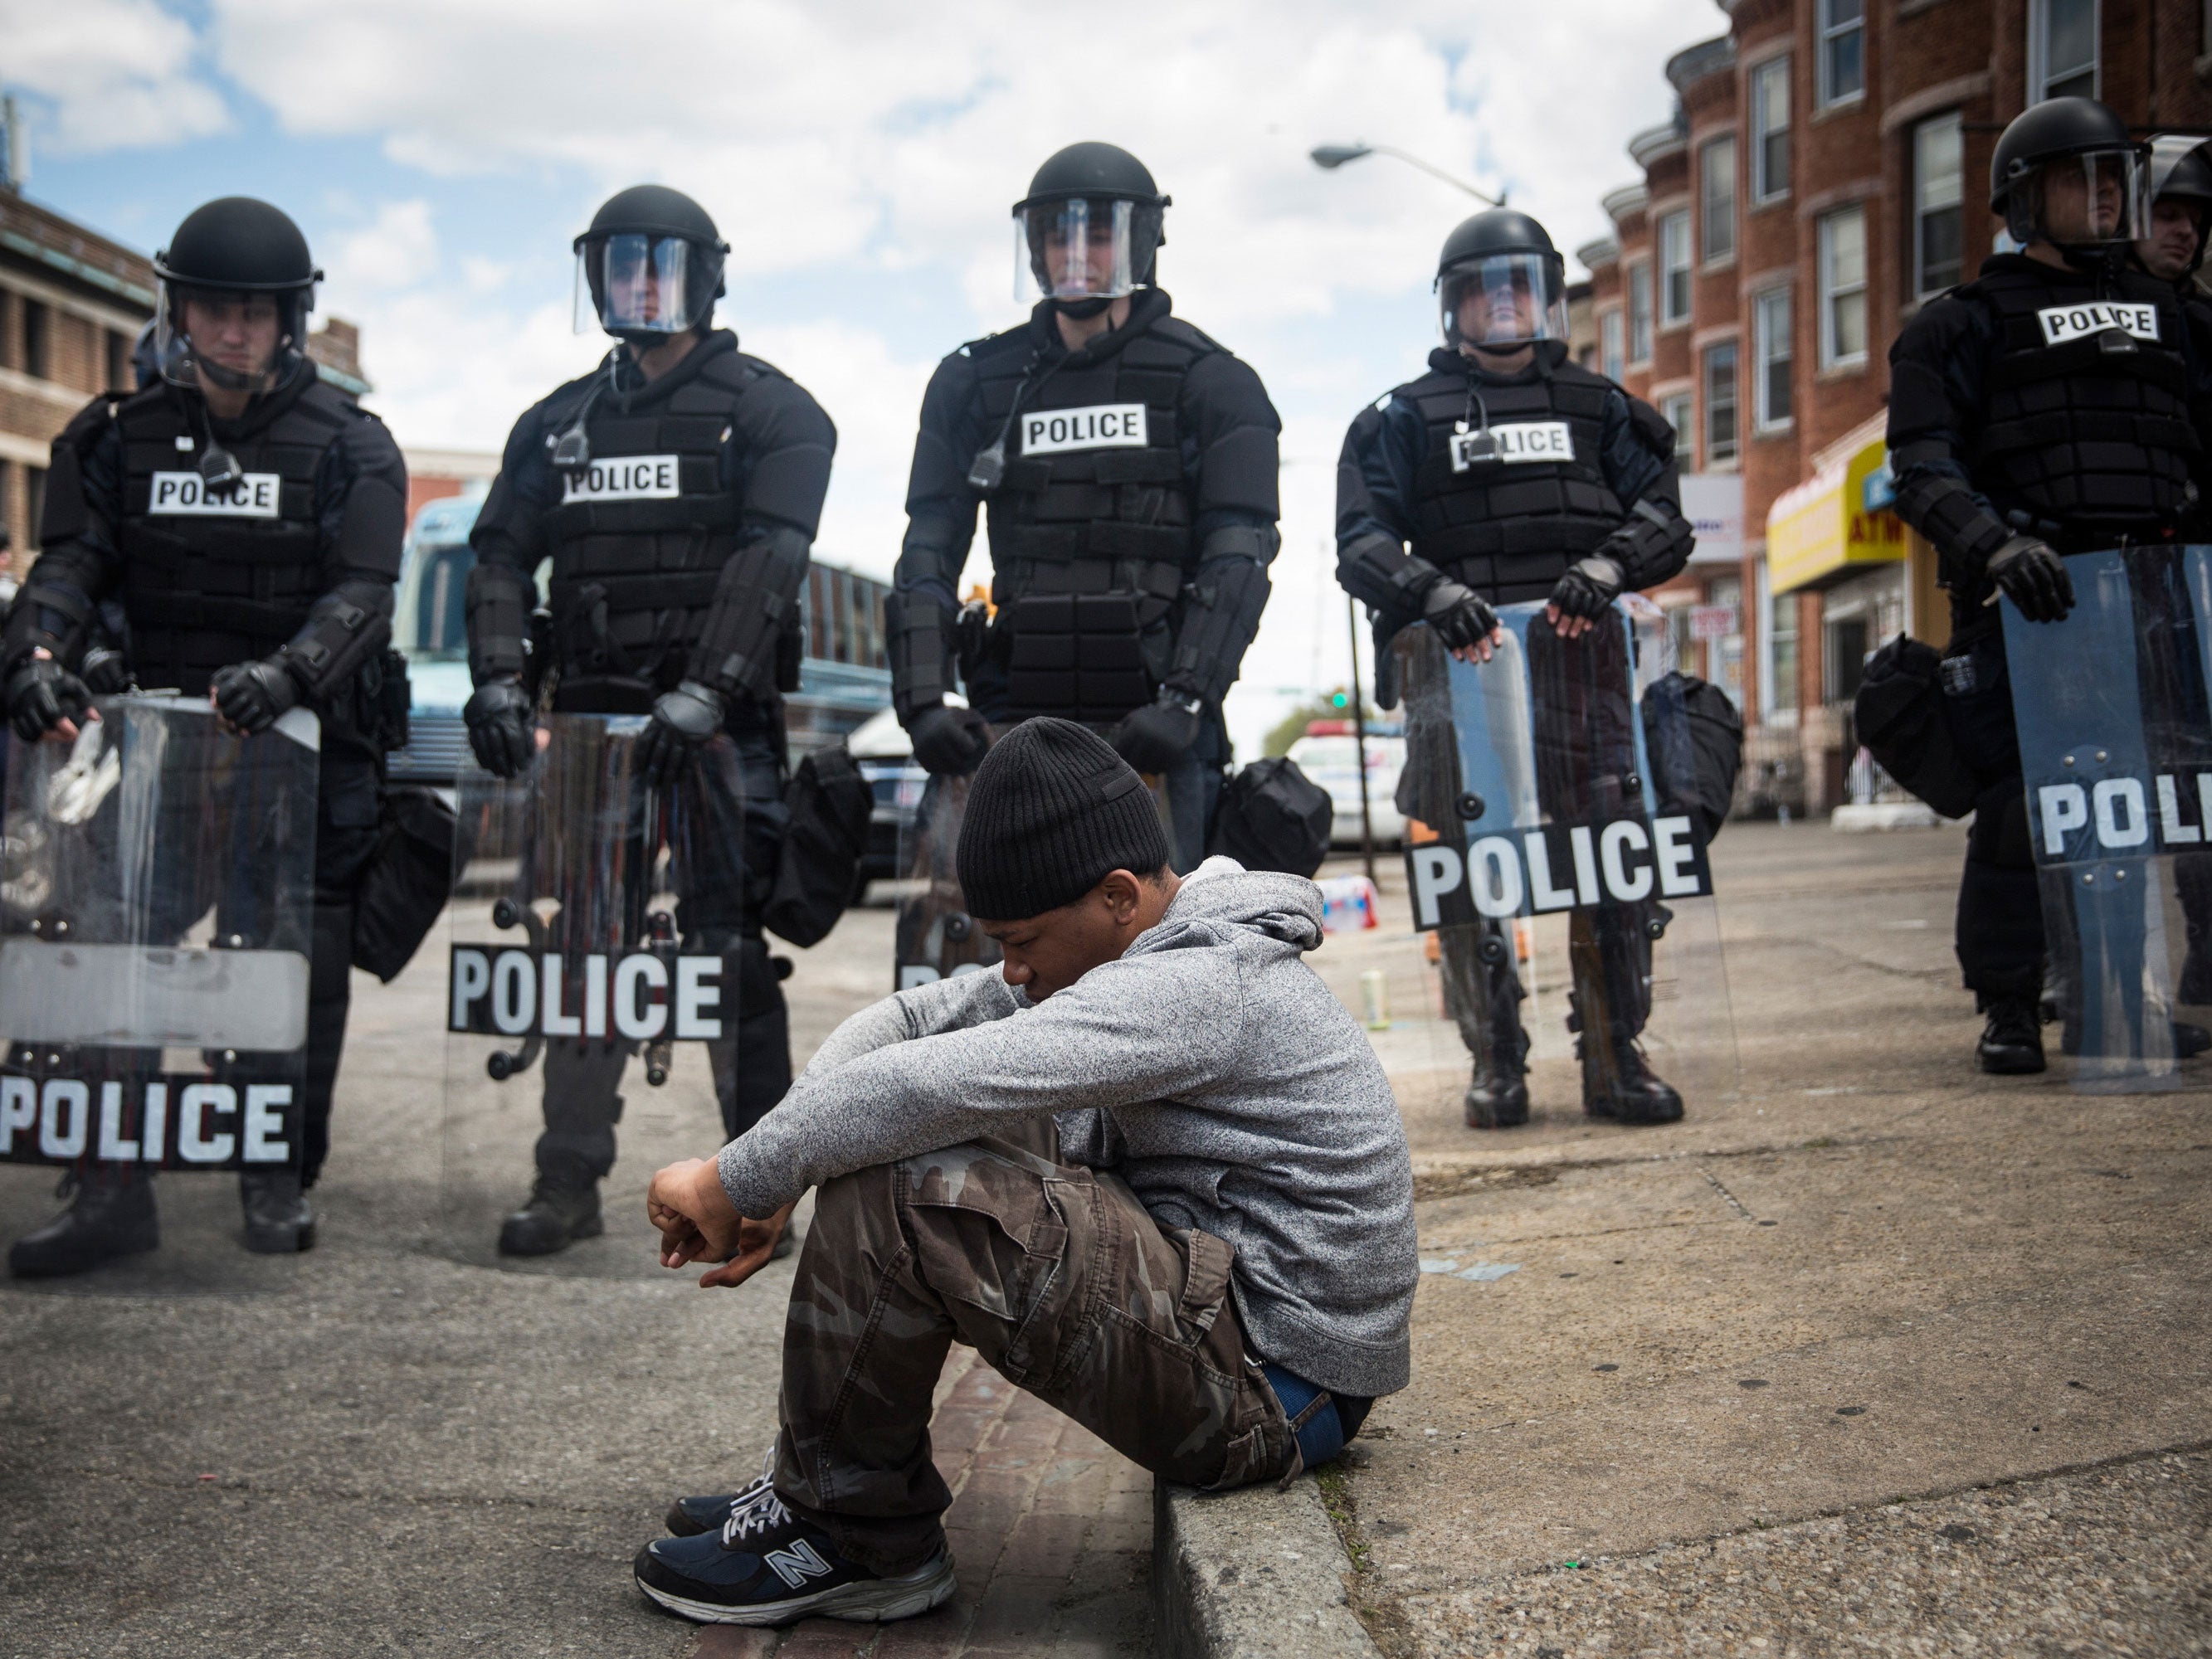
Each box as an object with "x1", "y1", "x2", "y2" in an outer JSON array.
[{"x1": 1300, "y1": 822, "x2": 2212, "y2": 1655}]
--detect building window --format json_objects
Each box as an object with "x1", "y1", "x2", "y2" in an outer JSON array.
[
  {"x1": 1819, "y1": 206, "x2": 1869, "y2": 368},
  {"x1": 22, "y1": 299, "x2": 50, "y2": 381},
  {"x1": 1752, "y1": 56, "x2": 1791, "y2": 203},
  {"x1": 1767, "y1": 586, "x2": 1799, "y2": 716},
  {"x1": 1629, "y1": 262, "x2": 1653, "y2": 364},
  {"x1": 1825, "y1": 613, "x2": 1871, "y2": 703},
  {"x1": 1659, "y1": 212, "x2": 1692, "y2": 324},
  {"x1": 1700, "y1": 136, "x2": 1737, "y2": 264},
  {"x1": 1912, "y1": 114, "x2": 1966, "y2": 299},
  {"x1": 1817, "y1": 0, "x2": 1864, "y2": 108},
  {"x1": 1601, "y1": 309, "x2": 1625, "y2": 382},
  {"x1": 106, "y1": 328, "x2": 132, "y2": 390},
  {"x1": 1754, "y1": 288, "x2": 1794, "y2": 431},
  {"x1": 1704, "y1": 342, "x2": 1739, "y2": 466},
  {"x1": 1661, "y1": 392, "x2": 1695, "y2": 465},
  {"x1": 25, "y1": 465, "x2": 44, "y2": 553},
  {"x1": 2029, "y1": 0, "x2": 2098, "y2": 102}
]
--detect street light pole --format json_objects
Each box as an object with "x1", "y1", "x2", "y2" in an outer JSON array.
[
  {"x1": 1346, "y1": 595, "x2": 1377, "y2": 888},
  {"x1": 1309, "y1": 143, "x2": 1506, "y2": 207}
]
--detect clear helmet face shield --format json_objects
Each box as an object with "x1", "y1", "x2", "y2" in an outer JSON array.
[
  {"x1": 1016, "y1": 197, "x2": 1138, "y2": 304},
  {"x1": 2011, "y1": 148, "x2": 2152, "y2": 248},
  {"x1": 574, "y1": 233, "x2": 717, "y2": 336},
  {"x1": 153, "y1": 282, "x2": 305, "y2": 394},
  {"x1": 1439, "y1": 254, "x2": 1570, "y2": 350}
]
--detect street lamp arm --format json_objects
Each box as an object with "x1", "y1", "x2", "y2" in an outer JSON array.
[{"x1": 1310, "y1": 140, "x2": 1506, "y2": 207}]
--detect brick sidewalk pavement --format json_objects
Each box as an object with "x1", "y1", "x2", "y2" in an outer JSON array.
[{"x1": 688, "y1": 1346, "x2": 1153, "y2": 1657}]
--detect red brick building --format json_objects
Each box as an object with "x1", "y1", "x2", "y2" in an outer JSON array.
[{"x1": 1582, "y1": 0, "x2": 2212, "y2": 815}]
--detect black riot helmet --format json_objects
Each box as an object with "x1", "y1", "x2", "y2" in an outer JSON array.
[
  {"x1": 1990, "y1": 97, "x2": 2151, "y2": 253},
  {"x1": 2143, "y1": 134, "x2": 2212, "y2": 280},
  {"x1": 1435, "y1": 209, "x2": 1571, "y2": 349},
  {"x1": 151, "y1": 197, "x2": 321, "y2": 394},
  {"x1": 1012, "y1": 143, "x2": 1171, "y2": 317},
  {"x1": 573, "y1": 184, "x2": 730, "y2": 343}
]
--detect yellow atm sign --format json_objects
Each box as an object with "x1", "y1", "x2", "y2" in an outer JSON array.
[{"x1": 1766, "y1": 440, "x2": 1906, "y2": 593}]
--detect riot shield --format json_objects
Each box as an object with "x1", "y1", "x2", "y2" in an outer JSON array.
[
  {"x1": 1396, "y1": 601, "x2": 1736, "y2": 1126},
  {"x1": 442, "y1": 715, "x2": 747, "y2": 1277},
  {"x1": 0, "y1": 695, "x2": 319, "y2": 1292},
  {"x1": 2002, "y1": 545, "x2": 2212, "y2": 1090}
]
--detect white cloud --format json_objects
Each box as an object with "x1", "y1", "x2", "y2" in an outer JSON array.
[
  {"x1": 329, "y1": 198, "x2": 438, "y2": 292},
  {"x1": 0, "y1": 0, "x2": 228, "y2": 154}
]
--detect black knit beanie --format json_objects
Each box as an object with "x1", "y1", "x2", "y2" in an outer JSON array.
[{"x1": 956, "y1": 718, "x2": 1172, "y2": 920}]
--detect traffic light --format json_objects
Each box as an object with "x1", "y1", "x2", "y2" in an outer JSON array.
[{"x1": 1330, "y1": 688, "x2": 1349, "y2": 709}]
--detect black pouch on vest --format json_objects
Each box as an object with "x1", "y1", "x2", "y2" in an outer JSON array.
[
  {"x1": 1207, "y1": 757, "x2": 1333, "y2": 878},
  {"x1": 1852, "y1": 635, "x2": 1976, "y2": 819},
  {"x1": 352, "y1": 785, "x2": 459, "y2": 982},
  {"x1": 1640, "y1": 670, "x2": 1745, "y2": 844},
  {"x1": 763, "y1": 742, "x2": 875, "y2": 948}
]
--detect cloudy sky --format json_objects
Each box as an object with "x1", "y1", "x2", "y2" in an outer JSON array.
[{"x1": 2, "y1": 0, "x2": 1719, "y2": 753}]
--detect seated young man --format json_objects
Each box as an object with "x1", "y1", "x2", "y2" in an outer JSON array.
[{"x1": 636, "y1": 718, "x2": 1419, "y2": 1627}]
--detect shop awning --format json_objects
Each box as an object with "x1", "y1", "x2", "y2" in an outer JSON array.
[{"x1": 1766, "y1": 437, "x2": 1907, "y2": 594}]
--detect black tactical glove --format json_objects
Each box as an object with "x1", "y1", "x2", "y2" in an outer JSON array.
[
  {"x1": 80, "y1": 645, "x2": 134, "y2": 695},
  {"x1": 906, "y1": 702, "x2": 992, "y2": 776},
  {"x1": 6, "y1": 657, "x2": 92, "y2": 743},
  {"x1": 636, "y1": 679, "x2": 724, "y2": 788},
  {"x1": 1420, "y1": 577, "x2": 1501, "y2": 654},
  {"x1": 463, "y1": 679, "x2": 537, "y2": 779},
  {"x1": 1987, "y1": 535, "x2": 2074, "y2": 623},
  {"x1": 210, "y1": 658, "x2": 301, "y2": 737},
  {"x1": 1548, "y1": 553, "x2": 1626, "y2": 620},
  {"x1": 1112, "y1": 687, "x2": 1204, "y2": 776}
]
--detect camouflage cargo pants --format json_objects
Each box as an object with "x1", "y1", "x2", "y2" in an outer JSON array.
[{"x1": 772, "y1": 1130, "x2": 1296, "y2": 1576}]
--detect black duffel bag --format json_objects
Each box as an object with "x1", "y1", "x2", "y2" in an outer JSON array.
[
  {"x1": 1853, "y1": 634, "x2": 1975, "y2": 819},
  {"x1": 1208, "y1": 756, "x2": 1333, "y2": 878},
  {"x1": 352, "y1": 785, "x2": 459, "y2": 983},
  {"x1": 1640, "y1": 670, "x2": 1745, "y2": 844},
  {"x1": 763, "y1": 742, "x2": 875, "y2": 949}
]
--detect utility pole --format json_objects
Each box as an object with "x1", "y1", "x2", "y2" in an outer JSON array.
[{"x1": 1346, "y1": 595, "x2": 1377, "y2": 887}]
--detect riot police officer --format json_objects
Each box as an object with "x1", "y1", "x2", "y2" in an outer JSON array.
[
  {"x1": 462, "y1": 185, "x2": 834, "y2": 1256},
  {"x1": 887, "y1": 143, "x2": 1281, "y2": 868},
  {"x1": 3, "y1": 197, "x2": 407, "y2": 1271},
  {"x1": 1336, "y1": 208, "x2": 1694, "y2": 1129},
  {"x1": 1889, "y1": 98, "x2": 2212, "y2": 1074}
]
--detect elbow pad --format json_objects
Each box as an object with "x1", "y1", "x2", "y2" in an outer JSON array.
[
  {"x1": 1598, "y1": 497, "x2": 1695, "y2": 591},
  {"x1": 3, "y1": 569, "x2": 96, "y2": 673},
  {"x1": 465, "y1": 560, "x2": 535, "y2": 684},
  {"x1": 692, "y1": 523, "x2": 811, "y2": 701},
  {"x1": 1169, "y1": 525, "x2": 1278, "y2": 702},
  {"x1": 1890, "y1": 443, "x2": 2010, "y2": 580},
  {"x1": 1338, "y1": 530, "x2": 1442, "y2": 620},
  {"x1": 278, "y1": 579, "x2": 395, "y2": 699}
]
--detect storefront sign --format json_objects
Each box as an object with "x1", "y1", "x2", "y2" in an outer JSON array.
[
  {"x1": 1681, "y1": 473, "x2": 1743, "y2": 566},
  {"x1": 1766, "y1": 440, "x2": 1906, "y2": 593}
]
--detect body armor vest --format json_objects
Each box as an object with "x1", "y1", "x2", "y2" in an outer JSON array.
[
  {"x1": 543, "y1": 349, "x2": 772, "y2": 703},
  {"x1": 1966, "y1": 267, "x2": 2199, "y2": 537},
  {"x1": 1404, "y1": 356, "x2": 1623, "y2": 604},
  {"x1": 977, "y1": 324, "x2": 1207, "y2": 724},
  {"x1": 112, "y1": 379, "x2": 343, "y2": 696}
]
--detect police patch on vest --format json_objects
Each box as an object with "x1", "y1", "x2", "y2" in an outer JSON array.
[
  {"x1": 2037, "y1": 302, "x2": 2161, "y2": 348},
  {"x1": 1021, "y1": 403, "x2": 1148, "y2": 456},
  {"x1": 1449, "y1": 421, "x2": 1574, "y2": 472},
  {"x1": 559, "y1": 455, "x2": 682, "y2": 504},
  {"x1": 148, "y1": 469, "x2": 282, "y2": 518}
]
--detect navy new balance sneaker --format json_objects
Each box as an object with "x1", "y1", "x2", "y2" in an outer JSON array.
[
  {"x1": 635, "y1": 1487, "x2": 957, "y2": 1627},
  {"x1": 665, "y1": 1444, "x2": 777, "y2": 1537}
]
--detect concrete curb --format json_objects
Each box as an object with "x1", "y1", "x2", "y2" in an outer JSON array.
[{"x1": 1152, "y1": 1476, "x2": 1382, "y2": 1658}]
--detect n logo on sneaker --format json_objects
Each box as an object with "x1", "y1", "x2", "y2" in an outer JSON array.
[{"x1": 763, "y1": 1539, "x2": 835, "y2": 1588}]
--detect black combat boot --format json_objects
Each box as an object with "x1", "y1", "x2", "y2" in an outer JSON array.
[
  {"x1": 1464, "y1": 1044, "x2": 1530, "y2": 1130},
  {"x1": 240, "y1": 1168, "x2": 316, "y2": 1253},
  {"x1": 1581, "y1": 1039, "x2": 1685, "y2": 1124},
  {"x1": 8, "y1": 1170, "x2": 159, "y2": 1278},
  {"x1": 1976, "y1": 995, "x2": 2046, "y2": 1074},
  {"x1": 498, "y1": 1178, "x2": 604, "y2": 1256}
]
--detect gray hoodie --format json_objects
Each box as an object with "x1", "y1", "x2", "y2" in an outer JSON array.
[{"x1": 717, "y1": 858, "x2": 1418, "y2": 1399}]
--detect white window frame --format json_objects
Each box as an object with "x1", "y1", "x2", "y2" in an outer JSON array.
[
  {"x1": 1659, "y1": 212, "x2": 1693, "y2": 325},
  {"x1": 1660, "y1": 392, "x2": 1695, "y2": 465},
  {"x1": 1601, "y1": 309, "x2": 1625, "y2": 382},
  {"x1": 1751, "y1": 56, "x2": 1791, "y2": 204},
  {"x1": 1818, "y1": 206, "x2": 1869, "y2": 370},
  {"x1": 1816, "y1": 0, "x2": 1865, "y2": 109},
  {"x1": 1704, "y1": 341, "x2": 1740, "y2": 467},
  {"x1": 2028, "y1": 0, "x2": 2099, "y2": 104},
  {"x1": 1912, "y1": 112, "x2": 1966, "y2": 299},
  {"x1": 1628, "y1": 260, "x2": 1654, "y2": 364},
  {"x1": 1700, "y1": 135, "x2": 1737, "y2": 265},
  {"x1": 1753, "y1": 287, "x2": 1793, "y2": 432}
]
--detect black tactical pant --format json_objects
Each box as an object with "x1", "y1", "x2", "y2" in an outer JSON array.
[
  {"x1": 1940, "y1": 626, "x2": 2044, "y2": 1005},
  {"x1": 300, "y1": 751, "x2": 383, "y2": 1188},
  {"x1": 534, "y1": 721, "x2": 789, "y2": 1188}
]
